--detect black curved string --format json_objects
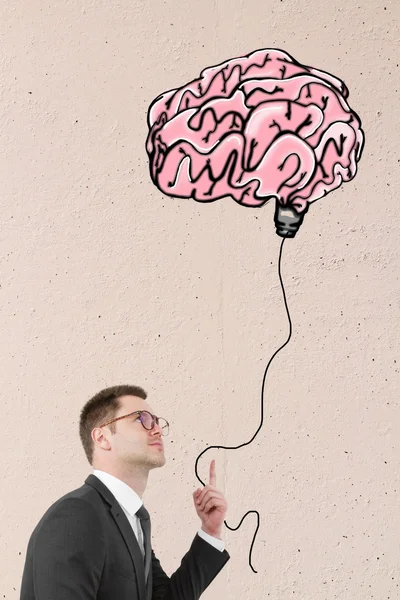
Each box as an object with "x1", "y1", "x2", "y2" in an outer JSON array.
[{"x1": 194, "y1": 235, "x2": 293, "y2": 573}]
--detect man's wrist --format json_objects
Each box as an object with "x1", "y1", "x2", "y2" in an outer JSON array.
[{"x1": 201, "y1": 525, "x2": 222, "y2": 540}]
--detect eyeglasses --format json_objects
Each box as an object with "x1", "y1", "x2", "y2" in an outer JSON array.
[{"x1": 99, "y1": 410, "x2": 169, "y2": 436}]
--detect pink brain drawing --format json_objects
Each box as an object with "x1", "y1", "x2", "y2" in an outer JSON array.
[{"x1": 146, "y1": 48, "x2": 364, "y2": 214}]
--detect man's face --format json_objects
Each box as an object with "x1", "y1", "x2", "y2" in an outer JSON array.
[{"x1": 98, "y1": 395, "x2": 166, "y2": 471}]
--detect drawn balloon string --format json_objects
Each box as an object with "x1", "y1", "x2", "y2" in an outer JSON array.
[{"x1": 146, "y1": 47, "x2": 365, "y2": 572}]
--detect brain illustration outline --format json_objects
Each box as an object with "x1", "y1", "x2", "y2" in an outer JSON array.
[
  {"x1": 146, "y1": 48, "x2": 364, "y2": 236},
  {"x1": 144, "y1": 48, "x2": 365, "y2": 571}
]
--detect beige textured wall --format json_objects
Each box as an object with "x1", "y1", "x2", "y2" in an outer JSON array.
[{"x1": 1, "y1": 0, "x2": 399, "y2": 597}]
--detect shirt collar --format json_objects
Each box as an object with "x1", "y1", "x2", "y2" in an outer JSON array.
[{"x1": 93, "y1": 469, "x2": 143, "y2": 517}]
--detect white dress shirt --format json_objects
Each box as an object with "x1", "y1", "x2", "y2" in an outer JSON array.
[{"x1": 93, "y1": 470, "x2": 225, "y2": 554}]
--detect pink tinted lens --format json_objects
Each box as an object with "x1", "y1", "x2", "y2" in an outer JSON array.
[
  {"x1": 140, "y1": 411, "x2": 154, "y2": 429},
  {"x1": 141, "y1": 411, "x2": 169, "y2": 434}
]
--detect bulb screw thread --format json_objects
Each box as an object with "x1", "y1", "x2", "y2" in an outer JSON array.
[{"x1": 274, "y1": 201, "x2": 307, "y2": 238}]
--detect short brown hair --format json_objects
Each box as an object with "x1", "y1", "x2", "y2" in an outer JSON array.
[{"x1": 79, "y1": 384, "x2": 147, "y2": 465}]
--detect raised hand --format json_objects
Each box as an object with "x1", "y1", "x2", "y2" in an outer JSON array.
[{"x1": 193, "y1": 459, "x2": 228, "y2": 539}]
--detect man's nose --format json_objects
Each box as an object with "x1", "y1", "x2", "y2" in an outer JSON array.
[{"x1": 151, "y1": 421, "x2": 163, "y2": 436}]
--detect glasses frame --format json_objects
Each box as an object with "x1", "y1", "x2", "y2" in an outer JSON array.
[{"x1": 99, "y1": 410, "x2": 169, "y2": 435}]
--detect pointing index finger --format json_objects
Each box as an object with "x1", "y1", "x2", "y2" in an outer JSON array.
[{"x1": 209, "y1": 459, "x2": 216, "y2": 487}]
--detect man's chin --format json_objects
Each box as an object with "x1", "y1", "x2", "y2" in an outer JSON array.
[{"x1": 149, "y1": 456, "x2": 166, "y2": 468}]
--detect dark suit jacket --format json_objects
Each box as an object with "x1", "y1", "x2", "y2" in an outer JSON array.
[{"x1": 20, "y1": 474, "x2": 230, "y2": 600}]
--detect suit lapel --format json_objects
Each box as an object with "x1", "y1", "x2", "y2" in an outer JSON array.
[{"x1": 85, "y1": 474, "x2": 146, "y2": 600}]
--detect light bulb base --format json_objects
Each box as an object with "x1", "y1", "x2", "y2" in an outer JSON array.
[{"x1": 274, "y1": 202, "x2": 307, "y2": 238}]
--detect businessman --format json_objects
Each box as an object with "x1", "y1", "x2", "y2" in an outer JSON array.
[{"x1": 20, "y1": 384, "x2": 230, "y2": 599}]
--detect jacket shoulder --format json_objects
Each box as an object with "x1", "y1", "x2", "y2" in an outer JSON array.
[{"x1": 29, "y1": 481, "x2": 102, "y2": 538}]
